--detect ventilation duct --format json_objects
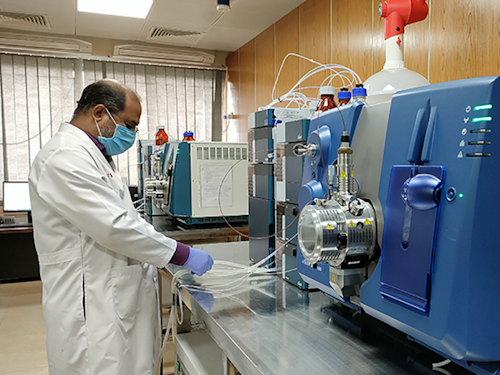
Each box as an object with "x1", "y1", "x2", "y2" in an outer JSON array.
[
  {"x1": 147, "y1": 27, "x2": 205, "y2": 46},
  {"x1": 113, "y1": 44, "x2": 215, "y2": 66},
  {"x1": 0, "y1": 11, "x2": 51, "y2": 30},
  {"x1": 0, "y1": 32, "x2": 92, "y2": 55}
]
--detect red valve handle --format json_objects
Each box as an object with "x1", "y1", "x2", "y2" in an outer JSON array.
[{"x1": 379, "y1": 0, "x2": 428, "y2": 39}]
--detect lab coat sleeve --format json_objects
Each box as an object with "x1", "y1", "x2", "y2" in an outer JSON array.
[{"x1": 35, "y1": 147, "x2": 176, "y2": 268}]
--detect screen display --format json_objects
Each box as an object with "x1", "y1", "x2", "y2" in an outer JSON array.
[{"x1": 3, "y1": 181, "x2": 31, "y2": 212}]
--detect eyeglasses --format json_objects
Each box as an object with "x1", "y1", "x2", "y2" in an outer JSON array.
[
  {"x1": 123, "y1": 121, "x2": 139, "y2": 133},
  {"x1": 104, "y1": 107, "x2": 139, "y2": 133}
]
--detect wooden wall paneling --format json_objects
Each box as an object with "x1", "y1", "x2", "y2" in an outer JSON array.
[
  {"x1": 470, "y1": 0, "x2": 500, "y2": 78},
  {"x1": 331, "y1": 0, "x2": 373, "y2": 87},
  {"x1": 431, "y1": 0, "x2": 500, "y2": 84},
  {"x1": 227, "y1": 0, "x2": 500, "y2": 142},
  {"x1": 239, "y1": 40, "x2": 256, "y2": 141},
  {"x1": 298, "y1": 0, "x2": 332, "y2": 101},
  {"x1": 404, "y1": 12, "x2": 430, "y2": 81},
  {"x1": 225, "y1": 51, "x2": 241, "y2": 142},
  {"x1": 372, "y1": 0, "x2": 385, "y2": 78},
  {"x1": 275, "y1": 8, "x2": 300, "y2": 107},
  {"x1": 429, "y1": 0, "x2": 475, "y2": 83},
  {"x1": 255, "y1": 26, "x2": 276, "y2": 110}
]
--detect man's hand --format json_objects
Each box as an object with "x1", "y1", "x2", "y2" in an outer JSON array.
[{"x1": 183, "y1": 247, "x2": 214, "y2": 276}]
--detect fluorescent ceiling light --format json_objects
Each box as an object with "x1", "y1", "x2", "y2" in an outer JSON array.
[{"x1": 78, "y1": 0, "x2": 153, "y2": 19}]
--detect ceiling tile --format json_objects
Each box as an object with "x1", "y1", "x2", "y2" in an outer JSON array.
[
  {"x1": 145, "y1": 1, "x2": 221, "y2": 32},
  {"x1": 0, "y1": 0, "x2": 309, "y2": 52},
  {"x1": 0, "y1": 0, "x2": 76, "y2": 35},
  {"x1": 196, "y1": 26, "x2": 259, "y2": 51},
  {"x1": 75, "y1": 12, "x2": 145, "y2": 40}
]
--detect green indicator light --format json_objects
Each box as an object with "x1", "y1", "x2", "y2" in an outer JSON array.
[
  {"x1": 474, "y1": 104, "x2": 492, "y2": 111},
  {"x1": 458, "y1": 193, "x2": 464, "y2": 198},
  {"x1": 310, "y1": 162, "x2": 314, "y2": 166},
  {"x1": 472, "y1": 117, "x2": 492, "y2": 123}
]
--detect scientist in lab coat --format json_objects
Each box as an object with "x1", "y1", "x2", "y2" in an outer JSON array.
[{"x1": 28, "y1": 79, "x2": 213, "y2": 375}]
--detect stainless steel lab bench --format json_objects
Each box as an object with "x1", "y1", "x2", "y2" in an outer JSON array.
[{"x1": 159, "y1": 263, "x2": 473, "y2": 375}]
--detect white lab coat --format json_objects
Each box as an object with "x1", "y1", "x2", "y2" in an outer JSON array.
[{"x1": 28, "y1": 122, "x2": 177, "y2": 375}]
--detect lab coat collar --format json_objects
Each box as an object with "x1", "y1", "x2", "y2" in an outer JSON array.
[{"x1": 59, "y1": 122, "x2": 116, "y2": 170}]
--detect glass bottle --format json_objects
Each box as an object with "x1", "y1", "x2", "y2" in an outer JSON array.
[
  {"x1": 316, "y1": 86, "x2": 337, "y2": 112},
  {"x1": 183, "y1": 131, "x2": 195, "y2": 141},
  {"x1": 155, "y1": 125, "x2": 168, "y2": 145},
  {"x1": 337, "y1": 87, "x2": 352, "y2": 106},
  {"x1": 351, "y1": 84, "x2": 367, "y2": 105}
]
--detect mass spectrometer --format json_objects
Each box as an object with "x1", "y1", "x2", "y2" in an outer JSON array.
[
  {"x1": 296, "y1": 75, "x2": 500, "y2": 375},
  {"x1": 138, "y1": 140, "x2": 248, "y2": 226},
  {"x1": 294, "y1": 0, "x2": 500, "y2": 373}
]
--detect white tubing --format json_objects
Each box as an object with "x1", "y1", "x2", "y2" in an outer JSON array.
[
  {"x1": 432, "y1": 359, "x2": 451, "y2": 369},
  {"x1": 264, "y1": 53, "x2": 362, "y2": 111},
  {"x1": 155, "y1": 231, "x2": 300, "y2": 373}
]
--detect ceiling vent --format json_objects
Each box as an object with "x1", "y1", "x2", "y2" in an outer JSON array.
[
  {"x1": 0, "y1": 32, "x2": 92, "y2": 55},
  {"x1": 113, "y1": 44, "x2": 215, "y2": 66},
  {"x1": 147, "y1": 27, "x2": 205, "y2": 46},
  {"x1": 0, "y1": 11, "x2": 50, "y2": 30}
]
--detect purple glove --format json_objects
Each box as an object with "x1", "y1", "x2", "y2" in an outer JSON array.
[{"x1": 183, "y1": 247, "x2": 214, "y2": 276}]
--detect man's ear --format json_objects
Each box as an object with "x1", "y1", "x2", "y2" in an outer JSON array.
[{"x1": 92, "y1": 104, "x2": 107, "y2": 121}]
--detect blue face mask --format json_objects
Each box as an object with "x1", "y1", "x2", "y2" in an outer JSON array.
[{"x1": 95, "y1": 107, "x2": 137, "y2": 156}]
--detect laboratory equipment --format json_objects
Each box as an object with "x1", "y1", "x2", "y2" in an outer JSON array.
[
  {"x1": 274, "y1": 117, "x2": 310, "y2": 289},
  {"x1": 296, "y1": 75, "x2": 500, "y2": 374},
  {"x1": 295, "y1": 2, "x2": 500, "y2": 372},
  {"x1": 139, "y1": 140, "x2": 248, "y2": 226},
  {"x1": 247, "y1": 109, "x2": 276, "y2": 264},
  {"x1": 248, "y1": 107, "x2": 311, "y2": 287}
]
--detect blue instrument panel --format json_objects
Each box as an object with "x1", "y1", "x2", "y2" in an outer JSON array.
[{"x1": 361, "y1": 76, "x2": 500, "y2": 367}]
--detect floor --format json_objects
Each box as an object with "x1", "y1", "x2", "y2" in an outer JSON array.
[
  {"x1": 0, "y1": 281, "x2": 48, "y2": 375},
  {"x1": 0, "y1": 280, "x2": 175, "y2": 375}
]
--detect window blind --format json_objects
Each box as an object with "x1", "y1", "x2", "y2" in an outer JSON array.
[{"x1": 0, "y1": 54, "x2": 221, "y2": 197}]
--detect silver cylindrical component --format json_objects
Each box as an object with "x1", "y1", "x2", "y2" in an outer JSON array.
[
  {"x1": 337, "y1": 152, "x2": 353, "y2": 195},
  {"x1": 153, "y1": 151, "x2": 163, "y2": 179},
  {"x1": 298, "y1": 202, "x2": 347, "y2": 266},
  {"x1": 298, "y1": 198, "x2": 376, "y2": 267},
  {"x1": 328, "y1": 164, "x2": 335, "y2": 187},
  {"x1": 336, "y1": 131, "x2": 356, "y2": 197}
]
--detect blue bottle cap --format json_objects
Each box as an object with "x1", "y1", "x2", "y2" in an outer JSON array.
[
  {"x1": 184, "y1": 131, "x2": 194, "y2": 136},
  {"x1": 352, "y1": 87, "x2": 367, "y2": 97},
  {"x1": 337, "y1": 91, "x2": 352, "y2": 100}
]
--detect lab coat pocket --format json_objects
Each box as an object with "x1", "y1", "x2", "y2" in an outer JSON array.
[{"x1": 110, "y1": 264, "x2": 143, "y2": 320}]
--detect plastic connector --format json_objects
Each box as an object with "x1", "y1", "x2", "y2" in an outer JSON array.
[{"x1": 379, "y1": 0, "x2": 428, "y2": 39}]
